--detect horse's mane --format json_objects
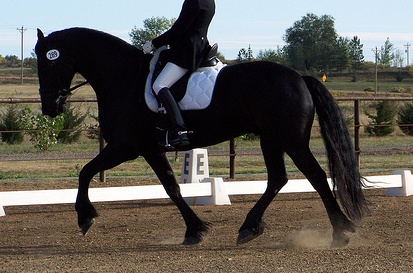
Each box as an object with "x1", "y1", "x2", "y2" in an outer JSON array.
[
  {"x1": 50, "y1": 28, "x2": 113, "y2": 41},
  {"x1": 47, "y1": 27, "x2": 141, "y2": 59}
]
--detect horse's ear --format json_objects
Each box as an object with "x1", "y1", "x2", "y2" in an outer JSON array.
[
  {"x1": 37, "y1": 28, "x2": 45, "y2": 41},
  {"x1": 36, "y1": 28, "x2": 47, "y2": 51}
]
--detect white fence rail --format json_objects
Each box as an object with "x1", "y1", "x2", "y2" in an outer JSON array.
[
  {"x1": 1, "y1": 169, "x2": 412, "y2": 217},
  {"x1": 1, "y1": 149, "x2": 412, "y2": 216}
]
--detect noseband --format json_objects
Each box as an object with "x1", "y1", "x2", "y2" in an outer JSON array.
[
  {"x1": 55, "y1": 80, "x2": 89, "y2": 113},
  {"x1": 56, "y1": 80, "x2": 89, "y2": 105}
]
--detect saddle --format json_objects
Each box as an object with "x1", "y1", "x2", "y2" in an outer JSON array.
[
  {"x1": 145, "y1": 44, "x2": 225, "y2": 113},
  {"x1": 151, "y1": 44, "x2": 220, "y2": 103}
]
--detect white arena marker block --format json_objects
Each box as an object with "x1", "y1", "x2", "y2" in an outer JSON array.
[
  {"x1": 196, "y1": 177, "x2": 231, "y2": 205},
  {"x1": 180, "y1": 149, "x2": 210, "y2": 205},
  {"x1": 386, "y1": 169, "x2": 413, "y2": 197},
  {"x1": 0, "y1": 202, "x2": 5, "y2": 217},
  {"x1": 180, "y1": 149, "x2": 209, "y2": 184}
]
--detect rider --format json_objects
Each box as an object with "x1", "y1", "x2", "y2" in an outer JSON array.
[{"x1": 143, "y1": 0, "x2": 216, "y2": 148}]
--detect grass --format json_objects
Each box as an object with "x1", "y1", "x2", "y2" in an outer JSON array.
[
  {"x1": 323, "y1": 78, "x2": 413, "y2": 93},
  {"x1": 0, "y1": 81, "x2": 96, "y2": 98},
  {"x1": 0, "y1": 134, "x2": 412, "y2": 181}
]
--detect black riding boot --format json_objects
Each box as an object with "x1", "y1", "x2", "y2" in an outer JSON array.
[{"x1": 157, "y1": 87, "x2": 190, "y2": 148}]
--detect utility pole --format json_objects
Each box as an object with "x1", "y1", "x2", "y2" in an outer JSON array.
[
  {"x1": 405, "y1": 43, "x2": 411, "y2": 67},
  {"x1": 372, "y1": 47, "x2": 380, "y2": 95},
  {"x1": 17, "y1": 26, "x2": 27, "y2": 84}
]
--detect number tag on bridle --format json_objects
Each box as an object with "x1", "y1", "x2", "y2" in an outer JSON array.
[{"x1": 46, "y1": 49, "x2": 60, "y2": 60}]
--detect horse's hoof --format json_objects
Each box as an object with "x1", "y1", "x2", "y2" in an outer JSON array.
[
  {"x1": 331, "y1": 233, "x2": 350, "y2": 248},
  {"x1": 80, "y1": 218, "x2": 95, "y2": 236},
  {"x1": 182, "y1": 220, "x2": 211, "y2": 245},
  {"x1": 182, "y1": 236, "x2": 202, "y2": 245},
  {"x1": 237, "y1": 221, "x2": 265, "y2": 245},
  {"x1": 237, "y1": 229, "x2": 258, "y2": 244}
]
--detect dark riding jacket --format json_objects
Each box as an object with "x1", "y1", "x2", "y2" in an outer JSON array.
[{"x1": 152, "y1": 0, "x2": 215, "y2": 71}]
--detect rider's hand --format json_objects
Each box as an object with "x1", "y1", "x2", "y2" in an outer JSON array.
[{"x1": 143, "y1": 41, "x2": 155, "y2": 54}]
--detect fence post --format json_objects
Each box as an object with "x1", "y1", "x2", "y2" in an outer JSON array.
[
  {"x1": 229, "y1": 138, "x2": 236, "y2": 179},
  {"x1": 354, "y1": 99, "x2": 360, "y2": 168},
  {"x1": 99, "y1": 131, "x2": 106, "y2": 182}
]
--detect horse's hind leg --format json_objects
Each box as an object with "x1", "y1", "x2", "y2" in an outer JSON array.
[
  {"x1": 287, "y1": 147, "x2": 355, "y2": 247},
  {"x1": 237, "y1": 139, "x2": 288, "y2": 244}
]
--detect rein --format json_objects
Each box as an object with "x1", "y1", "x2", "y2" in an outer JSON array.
[{"x1": 56, "y1": 80, "x2": 89, "y2": 112}]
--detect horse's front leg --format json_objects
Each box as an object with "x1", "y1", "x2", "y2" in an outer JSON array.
[
  {"x1": 144, "y1": 153, "x2": 210, "y2": 245},
  {"x1": 76, "y1": 143, "x2": 138, "y2": 235}
]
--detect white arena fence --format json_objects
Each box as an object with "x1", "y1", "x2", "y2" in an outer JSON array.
[{"x1": 1, "y1": 149, "x2": 412, "y2": 216}]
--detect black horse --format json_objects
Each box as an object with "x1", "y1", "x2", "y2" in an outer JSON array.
[{"x1": 35, "y1": 28, "x2": 369, "y2": 247}]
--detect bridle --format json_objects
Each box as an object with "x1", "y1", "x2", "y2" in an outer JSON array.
[
  {"x1": 55, "y1": 80, "x2": 89, "y2": 112},
  {"x1": 41, "y1": 52, "x2": 89, "y2": 113}
]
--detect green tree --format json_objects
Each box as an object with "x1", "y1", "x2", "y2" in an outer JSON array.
[
  {"x1": 365, "y1": 101, "x2": 396, "y2": 136},
  {"x1": 349, "y1": 36, "x2": 364, "y2": 81},
  {"x1": 237, "y1": 45, "x2": 254, "y2": 63},
  {"x1": 392, "y1": 49, "x2": 404, "y2": 68},
  {"x1": 4, "y1": 55, "x2": 20, "y2": 67},
  {"x1": 379, "y1": 37, "x2": 394, "y2": 66},
  {"x1": 129, "y1": 16, "x2": 175, "y2": 49},
  {"x1": 57, "y1": 103, "x2": 87, "y2": 144},
  {"x1": 19, "y1": 108, "x2": 64, "y2": 151},
  {"x1": 0, "y1": 105, "x2": 24, "y2": 144},
  {"x1": 333, "y1": 36, "x2": 350, "y2": 73},
  {"x1": 0, "y1": 54, "x2": 5, "y2": 65},
  {"x1": 284, "y1": 13, "x2": 339, "y2": 72},
  {"x1": 398, "y1": 102, "x2": 413, "y2": 135},
  {"x1": 256, "y1": 46, "x2": 288, "y2": 64}
]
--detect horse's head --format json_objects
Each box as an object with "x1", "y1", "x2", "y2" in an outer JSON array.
[{"x1": 35, "y1": 29, "x2": 76, "y2": 117}]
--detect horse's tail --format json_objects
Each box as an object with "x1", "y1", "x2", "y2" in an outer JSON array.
[{"x1": 303, "y1": 75, "x2": 369, "y2": 221}]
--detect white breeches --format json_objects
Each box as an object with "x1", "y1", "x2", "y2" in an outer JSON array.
[{"x1": 152, "y1": 62, "x2": 189, "y2": 95}]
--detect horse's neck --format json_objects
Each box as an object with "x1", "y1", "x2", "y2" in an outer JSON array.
[{"x1": 74, "y1": 46, "x2": 149, "y2": 98}]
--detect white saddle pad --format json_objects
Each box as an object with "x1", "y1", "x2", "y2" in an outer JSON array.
[{"x1": 144, "y1": 48, "x2": 226, "y2": 113}]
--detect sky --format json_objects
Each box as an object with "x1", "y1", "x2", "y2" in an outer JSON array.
[{"x1": 1, "y1": 0, "x2": 413, "y2": 63}]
